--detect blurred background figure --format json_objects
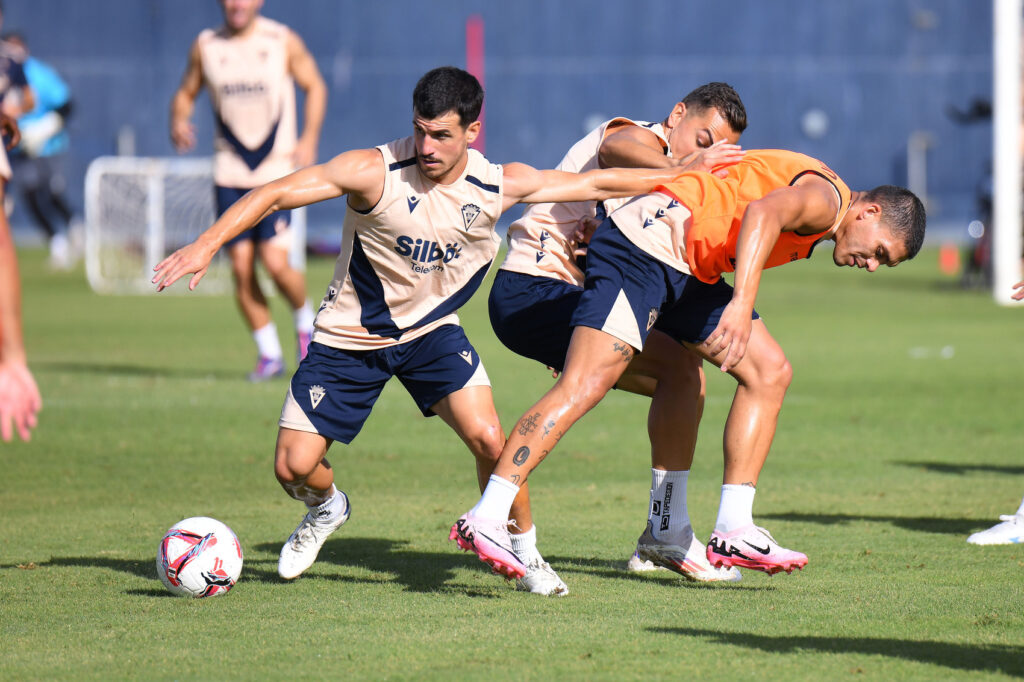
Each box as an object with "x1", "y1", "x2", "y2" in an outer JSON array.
[
  {"x1": 3, "y1": 31, "x2": 78, "y2": 270},
  {"x1": 170, "y1": 0, "x2": 326, "y2": 382}
]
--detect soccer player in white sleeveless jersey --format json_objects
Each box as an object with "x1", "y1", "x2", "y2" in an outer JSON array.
[
  {"x1": 171, "y1": 0, "x2": 326, "y2": 381},
  {"x1": 154, "y1": 66, "x2": 687, "y2": 595},
  {"x1": 489, "y1": 83, "x2": 749, "y2": 581}
]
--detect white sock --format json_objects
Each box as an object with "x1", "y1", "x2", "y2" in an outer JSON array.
[
  {"x1": 253, "y1": 322, "x2": 283, "y2": 360},
  {"x1": 649, "y1": 469, "x2": 691, "y2": 543},
  {"x1": 714, "y1": 484, "x2": 756, "y2": 533},
  {"x1": 308, "y1": 485, "x2": 346, "y2": 524},
  {"x1": 1016, "y1": 495, "x2": 1024, "y2": 517},
  {"x1": 469, "y1": 475, "x2": 520, "y2": 521},
  {"x1": 294, "y1": 300, "x2": 315, "y2": 333},
  {"x1": 509, "y1": 524, "x2": 540, "y2": 562}
]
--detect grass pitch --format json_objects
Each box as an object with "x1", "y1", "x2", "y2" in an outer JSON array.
[{"x1": 2, "y1": 247, "x2": 1023, "y2": 681}]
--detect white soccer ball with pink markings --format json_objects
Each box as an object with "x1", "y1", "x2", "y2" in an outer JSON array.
[{"x1": 156, "y1": 517, "x2": 243, "y2": 598}]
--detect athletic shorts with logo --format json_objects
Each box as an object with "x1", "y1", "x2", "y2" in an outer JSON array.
[
  {"x1": 570, "y1": 219, "x2": 759, "y2": 350},
  {"x1": 279, "y1": 324, "x2": 490, "y2": 444},
  {"x1": 216, "y1": 185, "x2": 291, "y2": 248}
]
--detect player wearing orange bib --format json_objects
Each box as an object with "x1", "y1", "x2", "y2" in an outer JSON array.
[{"x1": 453, "y1": 149, "x2": 926, "y2": 581}]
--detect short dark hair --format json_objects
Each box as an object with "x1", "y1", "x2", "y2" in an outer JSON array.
[
  {"x1": 412, "y1": 66, "x2": 483, "y2": 128},
  {"x1": 864, "y1": 185, "x2": 927, "y2": 259},
  {"x1": 682, "y1": 82, "x2": 747, "y2": 134}
]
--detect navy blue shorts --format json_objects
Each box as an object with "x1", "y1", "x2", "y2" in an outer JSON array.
[
  {"x1": 572, "y1": 219, "x2": 758, "y2": 348},
  {"x1": 488, "y1": 269, "x2": 580, "y2": 372},
  {"x1": 216, "y1": 185, "x2": 291, "y2": 249},
  {"x1": 278, "y1": 325, "x2": 490, "y2": 444}
]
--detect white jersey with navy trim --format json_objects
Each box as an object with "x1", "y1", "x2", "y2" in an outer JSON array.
[
  {"x1": 312, "y1": 136, "x2": 504, "y2": 351},
  {"x1": 197, "y1": 16, "x2": 297, "y2": 188},
  {"x1": 499, "y1": 117, "x2": 669, "y2": 286}
]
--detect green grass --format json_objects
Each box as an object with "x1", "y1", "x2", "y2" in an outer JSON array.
[{"x1": 2, "y1": 247, "x2": 1023, "y2": 681}]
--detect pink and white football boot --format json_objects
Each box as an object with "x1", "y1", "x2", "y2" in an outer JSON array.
[
  {"x1": 706, "y1": 525, "x2": 807, "y2": 575},
  {"x1": 450, "y1": 513, "x2": 526, "y2": 579}
]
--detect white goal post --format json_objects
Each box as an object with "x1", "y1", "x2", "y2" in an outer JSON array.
[{"x1": 84, "y1": 156, "x2": 306, "y2": 295}]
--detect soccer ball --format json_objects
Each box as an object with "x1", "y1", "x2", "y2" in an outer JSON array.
[{"x1": 156, "y1": 517, "x2": 243, "y2": 598}]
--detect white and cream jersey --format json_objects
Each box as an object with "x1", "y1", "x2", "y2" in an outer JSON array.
[
  {"x1": 499, "y1": 117, "x2": 669, "y2": 286},
  {"x1": 197, "y1": 16, "x2": 297, "y2": 188},
  {"x1": 313, "y1": 137, "x2": 504, "y2": 351}
]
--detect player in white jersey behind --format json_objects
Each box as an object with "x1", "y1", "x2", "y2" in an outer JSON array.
[
  {"x1": 153, "y1": 66, "x2": 688, "y2": 595},
  {"x1": 489, "y1": 83, "x2": 748, "y2": 581},
  {"x1": 170, "y1": 0, "x2": 326, "y2": 381}
]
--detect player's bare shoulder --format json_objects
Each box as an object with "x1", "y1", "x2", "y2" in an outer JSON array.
[{"x1": 323, "y1": 147, "x2": 387, "y2": 210}]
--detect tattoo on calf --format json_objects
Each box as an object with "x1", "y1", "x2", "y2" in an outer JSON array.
[
  {"x1": 741, "y1": 481, "x2": 756, "y2": 489},
  {"x1": 518, "y1": 412, "x2": 540, "y2": 437},
  {"x1": 512, "y1": 447, "x2": 530, "y2": 466}
]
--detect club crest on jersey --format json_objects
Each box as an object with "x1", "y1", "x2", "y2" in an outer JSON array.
[
  {"x1": 407, "y1": 195, "x2": 421, "y2": 213},
  {"x1": 309, "y1": 385, "x2": 326, "y2": 409},
  {"x1": 461, "y1": 203, "x2": 482, "y2": 229}
]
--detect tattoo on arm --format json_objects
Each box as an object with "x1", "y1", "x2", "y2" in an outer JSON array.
[
  {"x1": 517, "y1": 412, "x2": 540, "y2": 437},
  {"x1": 510, "y1": 474, "x2": 521, "y2": 485},
  {"x1": 543, "y1": 419, "x2": 556, "y2": 438},
  {"x1": 512, "y1": 447, "x2": 530, "y2": 466}
]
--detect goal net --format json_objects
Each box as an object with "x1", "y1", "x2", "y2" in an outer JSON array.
[{"x1": 84, "y1": 156, "x2": 305, "y2": 294}]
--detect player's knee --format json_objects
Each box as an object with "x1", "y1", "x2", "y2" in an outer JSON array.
[
  {"x1": 274, "y1": 444, "x2": 313, "y2": 483},
  {"x1": 465, "y1": 420, "x2": 505, "y2": 463}
]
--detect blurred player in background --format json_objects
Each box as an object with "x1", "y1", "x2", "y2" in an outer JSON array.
[
  {"x1": 965, "y1": 279, "x2": 1024, "y2": 545},
  {"x1": 3, "y1": 32, "x2": 78, "y2": 270},
  {"x1": 170, "y1": 0, "x2": 326, "y2": 381},
  {"x1": 0, "y1": 111, "x2": 41, "y2": 442},
  {"x1": 153, "y1": 66, "x2": 690, "y2": 596},
  {"x1": 454, "y1": 150, "x2": 926, "y2": 583},
  {"x1": 489, "y1": 82, "x2": 747, "y2": 581}
]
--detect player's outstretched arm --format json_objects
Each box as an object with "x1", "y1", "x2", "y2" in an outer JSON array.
[
  {"x1": 152, "y1": 148, "x2": 385, "y2": 292},
  {"x1": 500, "y1": 162, "x2": 682, "y2": 213},
  {"x1": 0, "y1": 189, "x2": 42, "y2": 441},
  {"x1": 704, "y1": 181, "x2": 836, "y2": 372}
]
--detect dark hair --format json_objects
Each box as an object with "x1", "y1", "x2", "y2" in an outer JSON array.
[
  {"x1": 682, "y1": 82, "x2": 747, "y2": 134},
  {"x1": 412, "y1": 66, "x2": 483, "y2": 128},
  {"x1": 864, "y1": 185, "x2": 927, "y2": 259}
]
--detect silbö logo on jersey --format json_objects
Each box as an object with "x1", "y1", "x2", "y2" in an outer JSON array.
[{"x1": 394, "y1": 237, "x2": 463, "y2": 273}]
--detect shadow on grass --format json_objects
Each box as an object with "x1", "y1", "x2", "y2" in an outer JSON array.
[
  {"x1": 760, "y1": 512, "x2": 983, "y2": 536},
  {"x1": 649, "y1": 627, "x2": 1024, "y2": 677},
  {"x1": 895, "y1": 460, "x2": 1024, "y2": 476},
  {"x1": 252, "y1": 537, "x2": 504, "y2": 597},
  {"x1": 33, "y1": 360, "x2": 241, "y2": 381}
]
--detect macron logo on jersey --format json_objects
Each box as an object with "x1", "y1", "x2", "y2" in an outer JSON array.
[
  {"x1": 643, "y1": 217, "x2": 654, "y2": 229},
  {"x1": 407, "y1": 195, "x2": 421, "y2": 213},
  {"x1": 394, "y1": 236, "x2": 463, "y2": 273}
]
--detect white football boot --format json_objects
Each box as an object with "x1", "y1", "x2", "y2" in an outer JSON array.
[
  {"x1": 278, "y1": 491, "x2": 350, "y2": 579},
  {"x1": 636, "y1": 522, "x2": 742, "y2": 582},
  {"x1": 967, "y1": 512, "x2": 1024, "y2": 545},
  {"x1": 514, "y1": 553, "x2": 569, "y2": 596}
]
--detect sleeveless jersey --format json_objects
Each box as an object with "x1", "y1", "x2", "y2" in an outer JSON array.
[
  {"x1": 197, "y1": 16, "x2": 297, "y2": 188},
  {"x1": 312, "y1": 137, "x2": 504, "y2": 351},
  {"x1": 499, "y1": 118, "x2": 669, "y2": 286},
  {"x1": 610, "y1": 149, "x2": 852, "y2": 284}
]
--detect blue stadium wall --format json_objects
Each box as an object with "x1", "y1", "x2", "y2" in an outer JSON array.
[{"x1": 5, "y1": 0, "x2": 993, "y2": 243}]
